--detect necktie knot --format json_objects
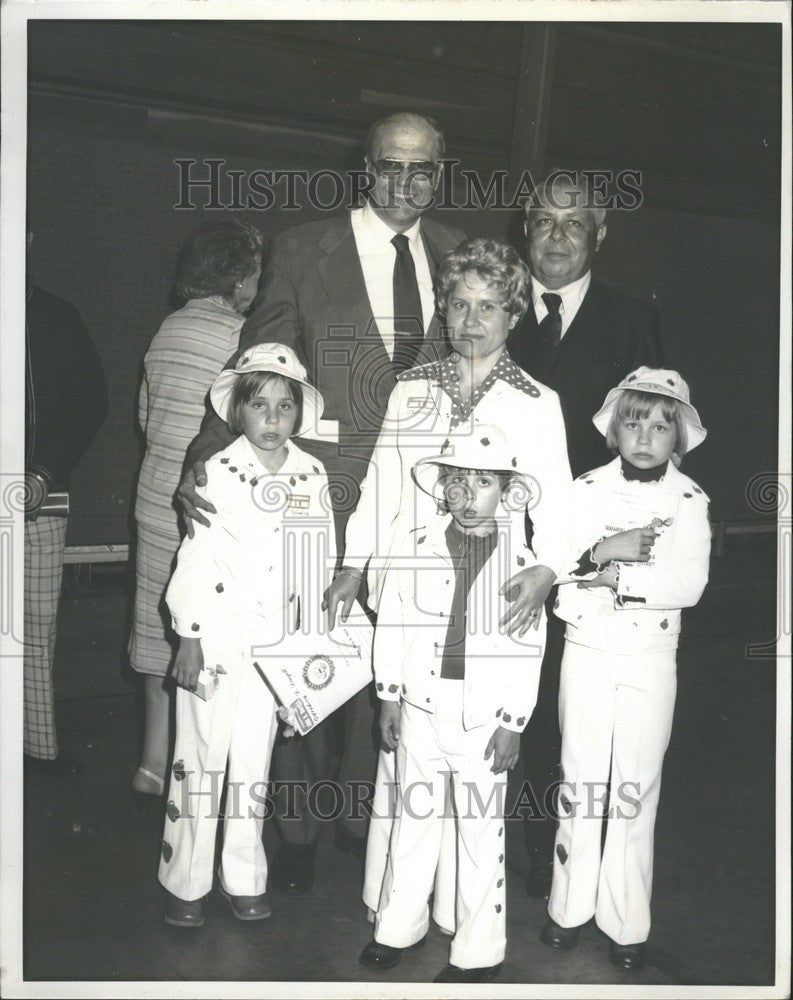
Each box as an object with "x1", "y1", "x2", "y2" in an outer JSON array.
[
  {"x1": 391, "y1": 233, "x2": 410, "y2": 253},
  {"x1": 541, "y1": 292, "x2": 562, "y2": 316}
]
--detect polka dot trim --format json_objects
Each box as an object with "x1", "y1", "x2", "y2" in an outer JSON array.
[
  {"x1": 220, "y1": 457, "x2": 229, "y2": 464},
  {"x1": 388, "y1": 684, "x2": 399, "y2": 694},
  {"x1": 166, "y1": 800, "x2": 180, "y2": 822},
  {"x1": 278, "y1": 355, "x2": 287, "y2": 364},
  {"x1": 517, "y1": 716, "x2": 526, "y2": 727},
  {"x1": 173, "y1": 760, "x2": 186, "y2": 781},
  {"x1": 376, "y1": 682, "x2": 384, "y2": 691},
  {"x1": 161, "y1": 840, "x2": 173, "y2": 862},
  {"x1": 660, "y1": 619, "x2": 669, "y2": 630},
  {"x1": 215, "y1": 583, "x2": 224, "y2": 593},
  {"x1": 191, "y1": 623, "x2": 200, "y2": 632}
]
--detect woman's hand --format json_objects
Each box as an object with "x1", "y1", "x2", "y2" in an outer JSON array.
[
  {"x1": 176, "y1": 461, "x2": 217, "y2": 537},
  {"x1": 379, "y1": 701, "x2": 401, "y2": 752},
  {"x1": 594, "y1": 526, "x2": 658, "y2": 564},
  {"x1": 499, "y1": 564, "x2": 555, "y2": 636},
  {"x1": 322, "y1": 570, "x2": 362, "y2": 629},
  {"x1": 172, "y1": 638, "x2": 204, "y2": 692},
  {"x1": 484, "y1": 726, "x2": 520, "y2": 774}
]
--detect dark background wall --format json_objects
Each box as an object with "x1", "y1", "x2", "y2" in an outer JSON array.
[{"x1": 25, "y1": 20, "x2": 782, "y2": 543}]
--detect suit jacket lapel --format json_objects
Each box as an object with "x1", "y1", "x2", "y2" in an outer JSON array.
[{"x1": 315, "y1": 215, "x2": 383, "y2": 347}]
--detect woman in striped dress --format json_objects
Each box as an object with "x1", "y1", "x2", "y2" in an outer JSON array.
[{"x1": 129, "y1": 221, "x2": 262, "y2": 801}]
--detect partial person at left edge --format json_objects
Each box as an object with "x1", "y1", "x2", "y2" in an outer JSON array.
[{"x1": 24, "y1": 233, "x2": 108, "y2": 778}]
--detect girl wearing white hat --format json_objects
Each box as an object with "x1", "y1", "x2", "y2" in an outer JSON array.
[
  {"x1": 157, "y1": 344, "x2": 335, "y2": 927},
  {"x1": 540, "y1": 367, "x2": 711, "y2": 970}
]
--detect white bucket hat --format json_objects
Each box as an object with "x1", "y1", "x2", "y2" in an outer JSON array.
[
  {"x1": 593, "y1": 366, "x2": 707, "y2": 450},
  {"x1": 210, "y1": 343, "x2": 326, "y2": 441},
  {"x1": 412, "y1": 423, "x2": 532, "y2": 500}
]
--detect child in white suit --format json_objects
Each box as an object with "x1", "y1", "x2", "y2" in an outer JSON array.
[
  {"x1": 158, "y1": 344, "x2": 335, "y2": 927},
  {"x1": 359, "y1": 424, "x2": 546, "y2": 984},
  {"x1": 541, "y1": 367, "x2": 711, "y2": 970}
]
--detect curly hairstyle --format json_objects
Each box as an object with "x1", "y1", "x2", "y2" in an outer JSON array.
[
  {"x1": 175, "y1": 221, "x2": 263, "y2": 302},
  {"x1": 433, "y1": 238, "x2": 531, "y2": 319}
]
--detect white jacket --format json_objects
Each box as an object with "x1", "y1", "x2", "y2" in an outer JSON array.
[
  {"x1": 555, "y1": 458, "x2": 711, "y2": 652},
  {"x1": 166, "y1": 435, "x2": 336, "y2": 646},
  {"x1": 343, "y1": 357, "x2": 573, "y2": 609},
  {"x1": 373, "y1": 516, "x2": 545, "y2": 733}
]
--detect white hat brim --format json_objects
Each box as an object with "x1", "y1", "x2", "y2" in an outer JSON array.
[
  {"x1": 210, "y1": 367, "x2": 326, "y2": 441},
  {"x1": 592, "y1": 386, "x2": 707, "y2": 450}
]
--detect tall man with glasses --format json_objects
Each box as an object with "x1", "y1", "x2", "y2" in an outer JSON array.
[{"x1": 179, "y1": 111, "x2": 464, "y2": 894}]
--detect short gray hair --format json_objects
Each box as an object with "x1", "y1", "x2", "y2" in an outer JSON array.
[
  {"x1": 364, "y1": 111, "x2": 446, "y2": 162},
  {"x1": 524, "y1": 169, "x2": 607, "y2": 228}
]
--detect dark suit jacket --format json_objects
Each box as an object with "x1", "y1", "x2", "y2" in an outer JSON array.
[
  {"x1": 188, "y1": 211, "x2": 464, "y2": 527},
  {"x1": 507, "y1": 277, "x2": 663, "y2": 478}
]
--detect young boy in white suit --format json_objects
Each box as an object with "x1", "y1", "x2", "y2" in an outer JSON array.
[
  {"x1": 540, "y1": 367, "x2": 711, "y2": 970},
  {"x1": 359, "y1": 424, "x2": 546, "y2": 984},
  {"x1": 158, "y1": 344, "x2": 335, "y2": 927}
]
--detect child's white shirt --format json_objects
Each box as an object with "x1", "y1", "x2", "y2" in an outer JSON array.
[
  {"x1": 555, "y1": 457, "x2": 711, "y2": 653},
  {"x1": 166, "y1": 434, "x2": 335, "y2": 646}
]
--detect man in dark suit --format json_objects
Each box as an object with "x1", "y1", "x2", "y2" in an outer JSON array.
[
  {"x1": 180, "y1": 111, "x2": 464, "y2": 893},
  {"x1": 506, "y1": 170, "x2": 664, "y2": 909}
]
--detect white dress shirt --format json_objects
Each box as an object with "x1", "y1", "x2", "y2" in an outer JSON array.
[
  {"x1": 350, "y1": 203, "x2": 435, "y2": 360},
  {"x1": 531, "y1": 270, "x2": 592, "y2": 339}
]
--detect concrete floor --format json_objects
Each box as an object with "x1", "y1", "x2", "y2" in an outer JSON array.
[{"x1": 20, "y1": 537, "x2": 778, "y2": 989}]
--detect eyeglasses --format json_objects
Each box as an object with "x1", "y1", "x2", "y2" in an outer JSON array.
[{"x1": 371, "y1": 159, "x2": 438, "y2": 183}]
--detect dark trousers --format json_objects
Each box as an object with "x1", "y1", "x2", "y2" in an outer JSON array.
[
  {"x1": 520, "y1": 591, "x2": 564, "y2": 864},
  {"x1": 270, "y1": 681, "x2": 379, "y2": 846}
]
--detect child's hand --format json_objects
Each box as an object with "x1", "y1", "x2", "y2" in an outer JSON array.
[
  {"x1": 577, "y1": 563, "x2": 619, "y2": 591},
  {"x1": 379, "y1": 701, "x2": 401, "y2": 752},
  {"x1": 173, "y1": 638, "x2": 203, "y2": 692},
  {"x1": 595, "y1": 526, "x2": 658, "y2": 564},
  {"x1": 277, "y1": 705, "x2": 299, "y2": 738},
  {"x1": 484, "y1": 726, "x2": 520, "y2": 774}
]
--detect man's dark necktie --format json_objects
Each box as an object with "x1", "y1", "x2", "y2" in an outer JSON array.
[
  {"x1": 391, "y1": 233, "x2": 424, "y2": 373},
  {"x1": 538, "y1": 292, "x2": 562, "y2": 347}
]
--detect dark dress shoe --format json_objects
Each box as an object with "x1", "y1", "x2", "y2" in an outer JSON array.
[
  {"x1": 24, "y1": 754, "x2": 84, "y2": 780},
  {"x1": 220, "y1": 886, "x2": 271, "y2": 921},
  {"x1": 164, "y1": 891, "x2": 204, "y2": 927},
  {"x1": 359, "y1": 934, "x2": 427, "y2": 970},
  {"x1": 434, "y1": 963, "x2": 502, "y2": 983},
  {"x1": 540, "y1": 917, "x2": 584, "y2": 949},
  {"x1": 525, "y1": 859, "x2": 554, "y2": 899},
  {"x1": 269, "y1": 843, "x2": 317, "y2": 895},
  {"x1": 609, "y1": 941, "x2": 647, "y2": 970},
  {"x1": 335, "y1": 828, "x2": 366, "y2": 861}
]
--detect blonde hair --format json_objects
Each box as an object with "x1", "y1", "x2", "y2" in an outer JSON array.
[{"x1": 605, "y1": 389, "x2": 688, "y2": 462}]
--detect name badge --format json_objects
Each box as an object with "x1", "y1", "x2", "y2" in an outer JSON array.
[
  {"x1": 286, "y1": 494, "x2": 311, "y2": 517},
  {"x1": 407, "y1": 396, "x2": 433, "y2": 411}
]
